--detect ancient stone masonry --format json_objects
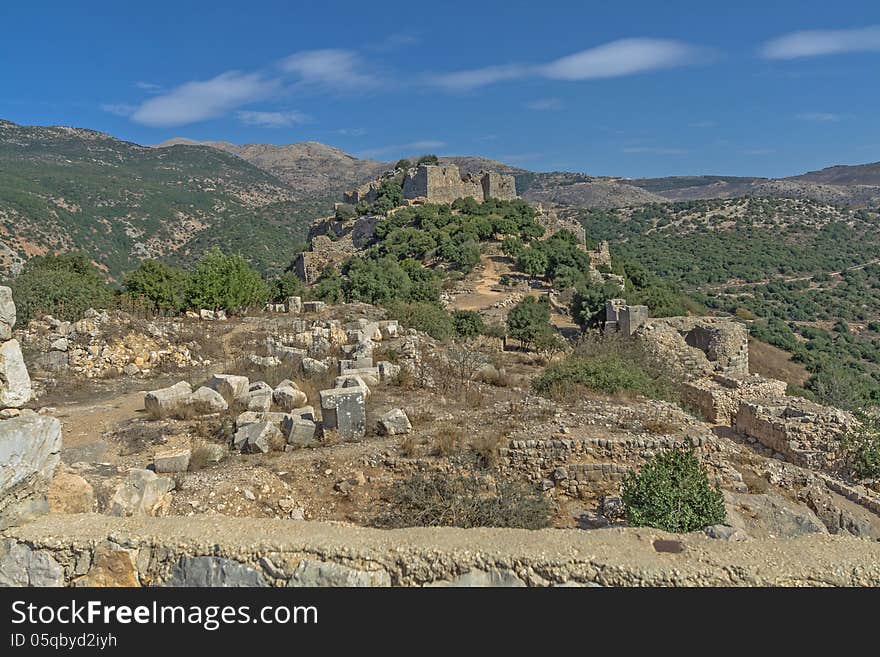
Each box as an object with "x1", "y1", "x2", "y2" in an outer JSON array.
[
  {"x1": 682, "y1": 374, "x2": 787, "y2": 424},
  {"x1": 0, "y1": 287, "x2": 62, "y2": 529},
  {"x1": 605, "y1": 299, "x2": 648, "y2": 336},
  {"x1": 735, "y1": 397, "x2": 857, "y2": 475},
  {"x1": 401, "y1": 164, "x2": 517, "y2": 204}
]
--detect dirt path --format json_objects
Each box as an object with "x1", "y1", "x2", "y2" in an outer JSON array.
[
  {"x1": 450, "y1": 255, "x2": 511, "y2": 311},
  {"x1": 52, "y1": 389, "x2": 146, "y2": 451}
]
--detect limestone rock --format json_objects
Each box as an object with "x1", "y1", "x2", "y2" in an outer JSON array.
[
  {"x1": 285, "y1": 417, "x2": 317, "y2": 448},
  {"x1": 164, "y1": 556, "x2": 266, "y2": 587},
  {"x1": 0, "y1": 415, "x2": 61, "y2": 528},
  {"x1": 208, "y1": 374, "x2": 249, "y2": 404},
  {"x1": 109, "y1": 469, "x2": 174, "y2": 517},
  {"x1": 0, "y1": 286, "x2": 15, "y2": 340},
  {"x1": 426, "y1": 568, "x2": 526, "y2": 587},
  {"x1": 0, "y1": 340, "x2": 32, "y2": 408},
  {"x1": 185, "y1": 386, "x2": 228, "y2": 414},
  {"x1": 47, "y1": 472, "x2": 94, "y2": 513},
  {"x1": 144, "y1": 381, "x2": 192, "y2": 417},
  {"x1": 154, "y1": 448, "x2": 192, "y2": 473},
  {"x1": 0, "y1": 539, "x2": 64, "y2": 587},
  {"x1": 302, "y1": 357, "x2": 329, "y2": 375},
  {"x1": 377, "y1": 361, "x2": 401, "y2": 381},
  {"x1": 233, "y1": 421, "x2": 283, "y2": 453},
  {"x1": 76, "y1": 545, "x2": 139, "y2": 587},
  {"x1": 287, "y1": 559, "x2": 390, "y2": 587},
  {"x1": 274, "y1": 383, "x2": 308, "y2": 411},
  {"x1": 319, "y1": 387, "x2": 366, "y2": 442},
  {"x1": 378, "y1": 408, "x2": 412, "y2": 436}
]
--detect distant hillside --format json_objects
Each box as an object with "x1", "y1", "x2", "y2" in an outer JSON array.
[
  {"x1": 789, "y1": 161, "x2": 880, "y2": 186},
  {"x1": 0, "y1": 120, "x2": 324, "y2": 278},
  {"x1": 157, "y1": 138, "x2": 387, "y2": 197}
]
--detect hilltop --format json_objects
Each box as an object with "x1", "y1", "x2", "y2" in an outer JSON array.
[{"x1": 0, "y1": 120, "x2": 327, "y2": 277}]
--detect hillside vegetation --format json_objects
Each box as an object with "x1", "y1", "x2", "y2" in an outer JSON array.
[
  {"x1": 574, "y1": 197, "x2": 880, "y2": 408},
  {"x1": 0, "y1": 120, "x2": 325, "y2": 278}
]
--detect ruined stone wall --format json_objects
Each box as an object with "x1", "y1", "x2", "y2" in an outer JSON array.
[
  {"x1": 681, "y1": 374, "x2": 787, "y2": 424},
  {"x1": 6, "y1": 514, "x2": 880, "y2": 587},
  {"x1": 636, "y1": 317, "x2": 749, "y2": 378},
  {"x1": 534, "y1": 205, "x2": 587, "y2": 244},
  {"x1": 735, "y1": 397, "x2": 856, "y2": 474},
  {"x1": 402, "y1": 165, "x2": 516, "y2": 204}
]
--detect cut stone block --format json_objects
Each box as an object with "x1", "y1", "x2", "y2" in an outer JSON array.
[
  {"x1": 208, "y1": 374, "x2": 249, "y2": 404},
  {"x1": 319, "y1": 387, "x2": 366, "y2": 442},
  {"x1": 144, "y1": 381, "x2": 192, "y2": 417}
]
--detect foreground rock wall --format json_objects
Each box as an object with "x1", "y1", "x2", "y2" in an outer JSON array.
[{"x1": 3, "y1": 514, "x2": 880, "y2": 587}]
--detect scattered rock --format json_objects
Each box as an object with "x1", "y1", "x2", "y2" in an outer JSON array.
[
  {"x1": 47, "y1": 472, "x2": 94, "y2": 513},
  {"x1": 377, "y1": 408, "x2": 412, "y2": 435}
]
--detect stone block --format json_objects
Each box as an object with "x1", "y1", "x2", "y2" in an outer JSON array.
[
  {"x1": 0, "y1": 340, "x2": 32, "y2": 408},
  {"x1": 319, "y1": 387, "x2": 366, "y2": 442},
  {"x1": 144, "y1": 381, "x2": 192, "y2": 417},
  {"x1": 208, "y1": 374, "x2": 249, "y2": 403}
]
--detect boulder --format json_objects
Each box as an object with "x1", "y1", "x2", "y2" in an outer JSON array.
[
  {"x1": 0, "y1": 340, "x2": 32, "y2": 408},
  {"x1": 287, "y1": 559, "x2": 390, "y2": 587},
  {"x1": 0, "y1": 539, "x2": 64, "y2": 587},
  {"x1": 286, "y1": 417, "x2": 317, "y2": 448},
  {"x1": 274, "y1": 383, "x2": 308, "y2": 411},
  {"x1": 233, "y1": 421, "x2": 284, "y2": 453},
  {"x1": 378, "y1": 408, "x2": 412, "y2": 436},
  {"x1": 246, "y1": 390, "x2": 273, "y2": 413},
  {"x1": 47, "y1": 472, "x2": 94, "y2": 513},
  {"x1": 0, "y1": 415, "x2": 62, "y2": 528},
  {"x1": 109, "y1": 469, "x2": 174, "y2": 517},
  {"x1": 320, "y1": 387, "x2": 366, "y2": 442},
  {"x1": 184, "y1": 386, "x2": 228, "y2": 414},
  {"x1": 208, "y1": 374, "x2": 249, "y2": 404},
  {"x1": 144, "y1": 381, "x2": 192, "y2": 417},
  {"x1": 154, "y1": 448, "x2": 192, "y2": 473},
  {"x1": 0, "y1": 286, "x2": 15, "y2": 340},
  {"x1": 75, "y1": 545, "x2": 139, "y2": 587},
  {"x1": 302, "y1": 357, "x2": 329, "y2": 375},
  {"x1": 164, "y1": 556, "x2": 267, "y2": 587}
]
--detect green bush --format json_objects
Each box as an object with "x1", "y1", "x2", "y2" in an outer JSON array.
[
  {"x1": 122, "y1": 259, "x2": 189, "y2": 314},
  {"x1": 843, "y1": 412, "x2": 880, "y2": 480},
  {"x1": 385, "y1": 301, "x2": 453, "y2": 340},
  {"x1": 452, "y1": 310, "x2": 486, "y2": 338},
  {"x1": 10, "y1": 252, "x2": 114, "y2": 323},
  {"x1": 186, "y1": 247, "x2": 269, "y2": 313},
  {"x1": 532, "y1": 335, "x2": 676, "y2": 400},
  {"x1": 506, "y1": 296, "x2": 553, "y2": 349},
  {"x1": 376, "y1": 472, "x2": 551, "y2": 529},
  {"x1": 268, "y1": 270, "x2": 306, "y2": 303},
  {"x1": 621, "y1": 448, "x2": 726, "y2": 533}
]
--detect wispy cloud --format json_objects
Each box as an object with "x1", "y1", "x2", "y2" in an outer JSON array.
[
  {"x1": 237, "y1": 110, "x2": 309, "y2": 128},
  {"x1": 430, "y1": 38, "x2": 705, "y2": 91},
  {"x1": 128, "y1": 71, "x2": 278, "y2": 127},
  {"x1": 760, "y1": 25, "x2": 880, "y2": 59},
  {"x1": 101, "y1": 103, "x2": 137, "y2": 117},
  {"x1": 796, "y1": 112, "x2": 841, "y2": 122},
  {"x1": 368, "y1": 33, "x2": 418, "y2": 52},
  {"x1": 280, "y1": 49, "x2": 376, "y2": 89},
  {"x1": 135, "y1": 81, "x2": 163, "y2": 93},
  {"x1": 622, "y1": 146, "x2": 688, "y2": 155},
  {"x1": 429, "y1": 65, "x2": 526, "y2": 91},
  {"x1": 358, "y1": 140, "x2": 445, "y2": 159},
  {"x1": 525, "y1": 98, "x2": 563, "y2": 111}
]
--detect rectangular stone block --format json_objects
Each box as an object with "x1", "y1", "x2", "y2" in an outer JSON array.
[{"x1": 319, "y1": 387, "x2": 366, "y2": 442}]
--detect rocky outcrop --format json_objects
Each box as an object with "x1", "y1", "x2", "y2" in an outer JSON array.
[{"x1": 0, "y1": 415, "x2": 62, "y2": 529}]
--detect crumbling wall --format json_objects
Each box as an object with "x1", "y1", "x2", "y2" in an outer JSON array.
[
  {"x1": 401, "y1": 165, "x2": 516, "y2": 204},
  {"x1": 682, "y1": 374, "x2": 787, "y2": 424},
  {"x1": 735, "y1": 397, "x2": 856, "y2": 474},
  {"x1": 635, "y1": 316, "x2": 749, "y2": 377}
]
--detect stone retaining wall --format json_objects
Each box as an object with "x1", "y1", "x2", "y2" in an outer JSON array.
[{"x1": 3, "y1": 514, "x2": 880, "y2": 587}]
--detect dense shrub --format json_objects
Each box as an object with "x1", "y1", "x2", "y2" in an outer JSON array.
[
  {"x1": 186, "y1": 247, "x2": 269, "y2": 313},
  {"x1": 268, "y1": 270, "x2": 306, "y2": 303},
  {"x1": 10, "y1": 252, "x2": 114, "y2": 323},
  {"x1": 452, "y1": 310, "x2": 486, "y2": 338},
  {"x1": 376, "y1": 472, "x2": 551, "y2": 529},
  {"x1": 621, "y1": 448, "x2": 726, "y2": 532},
  {"x1": 385, "y1": 301, "x2": 454, "y2": 340},
  {"x1": 506, "y1": 296, "x2": 554, "y2": 349},
  {"x1": 532, "y1": 335, "x2": 676, "y2": 400},
  {"x1": 122, "y1": 259, "x2": 189, "y2": 314},
  {"x1": 843, "y1": 412, "x2": 880, "y2": 480}
]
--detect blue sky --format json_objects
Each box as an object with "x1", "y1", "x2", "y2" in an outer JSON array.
[{"x1": 2, "y1": 0, "x2": 879, "y2": 177}]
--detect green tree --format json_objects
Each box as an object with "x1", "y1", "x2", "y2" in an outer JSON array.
[
  {"x1": 122, "y1": 259, "x2": 189, "y2": 314},
  {"x1": 621, "y1": 448, "x2": 726, "y2": 533},
  {"x1": 506, "y1": 296, "x2": 552, "y2": 349},
  {"x1": 186, "y1": 247, "x2": 269, "y2": 312},
  {"x1": 417, "y1": 154, "x2": 440, "y2": 166},
  {"x1": 269, "y1": 270, "x2": 305, "y2": 302},
  {"x1": 452, "y1": 310, "x2": 486, "y2": 338},
  {"x1": 10, "y1": 252, "x2": 114, "y2": 323}
]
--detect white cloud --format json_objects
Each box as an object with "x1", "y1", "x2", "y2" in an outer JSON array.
[
  {"x1": 237, "y1": 110, "x2": 310, "y2": 128},
  {"x1": 541, "y1": 38, "x2": 700, "y2": 80},
  {"x1": 101, "y1": 103, "x2": 136, "y2": 117},
  {"x1": 130, "y1": 71, "x2": 278, "y2": 127},
  {"x1": 280, "y1": 49, "x2": 375, "y2": 88},
  {"x1": 358, "y1": 140, "x2": 445, "y2": 158},
  {"x1": 429, "y1": 65, "x2": 527, "y2": 91},
  {"x1": 761, "y1": 26, "x2": 880, "y2": 60},
  {"x1": 525, "y1": 98, "x2": 563, "y2": 111},
  {"x1": 622, "y1": 146, "x2": 688, "y2": 155},
  {"x1": 428, "y1": 38, "x2": 703, "y2": 91},
  {"x1": 135, "y1": 81, "x2": 163, "y2": 93},
  {"x1": 796, "y1": 112, "x2": 841, "y2": 122}
]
